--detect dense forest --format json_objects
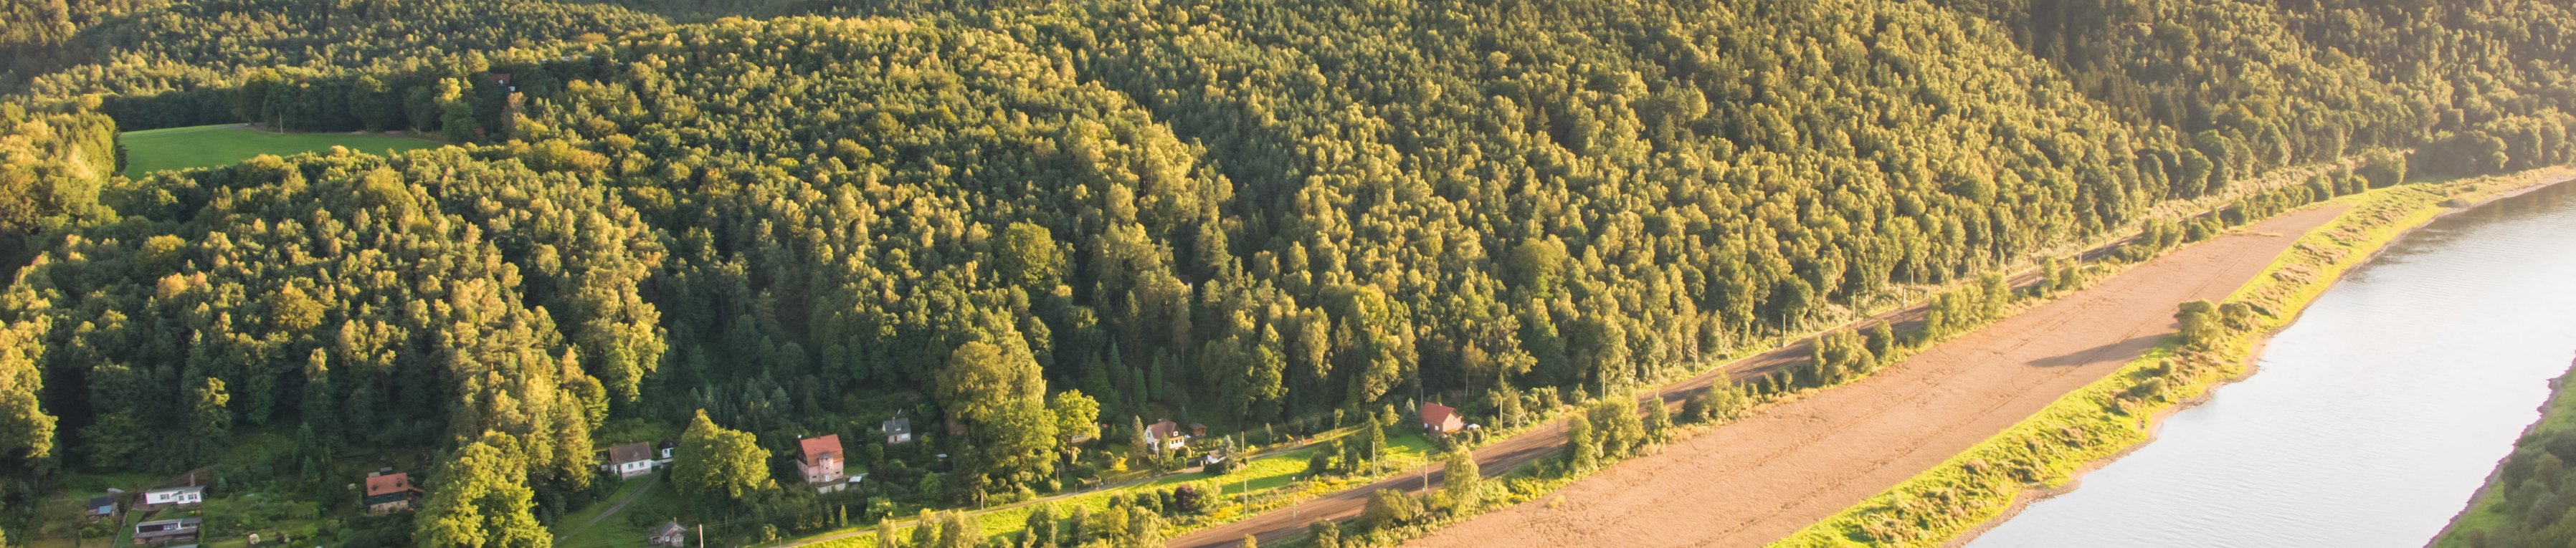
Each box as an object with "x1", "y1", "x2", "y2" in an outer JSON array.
[{"x1": 0, "y1": 0, "x2": 2570, "y2": 545}]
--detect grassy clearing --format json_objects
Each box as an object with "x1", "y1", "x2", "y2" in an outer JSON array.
[
  {"x1": 1772, "y1": 170, "x2": 2563, "y2": 548},
  {"x1": 556, "y1": 479, "x2": 667, "y2": 548},
  {"x1": 118, "y1": 124, "x2": 440, "y2": 178}
]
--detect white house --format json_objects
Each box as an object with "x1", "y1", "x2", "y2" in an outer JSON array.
[
  {"x1": 602, "y1": 442, "x2": 655, "y2": 479},
  {"x1": 141, "y1": 486, "x2": 204, "y2": 509}
]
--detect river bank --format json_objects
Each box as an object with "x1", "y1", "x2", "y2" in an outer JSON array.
[
  {"x1": 1771, "y1": 166, "x2": 2576, "y2": 548},
  {"x1": 2428, "y1": 357, "x2": 2576, "y2": 547}
]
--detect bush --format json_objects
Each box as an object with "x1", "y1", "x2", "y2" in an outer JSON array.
[{"x1": 1362, "y1": 489, "x2": 1421, "y2": 531}]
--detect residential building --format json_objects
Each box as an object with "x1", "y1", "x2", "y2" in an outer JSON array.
[
  {"x1": 1420, "y1": 403, "x2": 1463, "y2": 436},
  {"x1": 133, "y1": 518, "x2": 200, "y2": 544},
  {"x1": 881, "y1": 417, "x2": 913, "y2": 445},
  {"x1": 140, "y1": 486, "x2": 203, "y2": 509},
  {"x1": 650, "y1": 520, "x2": 688, "y2": 547},
  {"x1": 602, "y1": 442, "x2": 655, "y2": 479},
  {"x1": 797, "y1": 434, "x2": 847, "y2": 493},
  {"x1": 1145, "y1": 419, "x2": 1188, "y2": 451},
  {"x1": 363, "y1": 472, "x2": 424, "y2": 515}
]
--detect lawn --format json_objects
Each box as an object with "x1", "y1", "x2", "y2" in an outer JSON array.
[
  {"x1": 555, "y1": 477, "x2": 672, "y2": 548},
  {"x1": 118, "y1": 124, "x2": 442, "y2": 178}
]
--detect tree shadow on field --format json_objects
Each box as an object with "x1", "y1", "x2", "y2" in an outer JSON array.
[{"x1": 2025, "y1": 334, "x2": 2166, "y2": 367}]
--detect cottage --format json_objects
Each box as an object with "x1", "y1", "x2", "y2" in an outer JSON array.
[
  {"x1": 881, "y1": 417, "x2": 913, "y2": 445},
  {"x1": 657, "y1": 438, "x2": 678, "y2": 463},
  {"x1": 364, "y1": 472, "x2": 424, "y2": 515},
  {"x1": 649, "y1": 520, "x2": 688, "y2": 547},
  {"x1": 141, "y1": 486, "x2": 204, "y2": 509},
  {"x1": 133, "y1": 518, "x2": 201, "y2": 544},
  {"x1": 85, "y1": 496, "x2": 115, "y2": 520},
  {"x1": 1144, "y1": 419, "x2": 1188, "y2": 451},
  {"x1": 797, "y1": 435, "x2": 847, "y2": 493},
  {"x1": 1420, "y1": 403, "x2": 1463, "y2": 436},
  {"x1": 602, "y1": 442, "x2": 656, "y2": 479}
]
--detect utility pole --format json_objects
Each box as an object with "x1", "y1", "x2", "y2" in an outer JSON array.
[{"x1": 698, "y1": 524, "x2": 703, "y2": 548}]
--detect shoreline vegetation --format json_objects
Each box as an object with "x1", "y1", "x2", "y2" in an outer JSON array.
[
  {"x1": 2432, "y1": 352, "x2": 2576, "y2": 547},
  {"x1": 1773, "y1": 165, "x2": 2576, "y2": 548}
]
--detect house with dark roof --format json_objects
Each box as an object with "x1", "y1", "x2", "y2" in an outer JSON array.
[
  {"x1": 85, "y1": 496, "x2": 115, "y2": 520},
  {"x1": 650, "y1": 520, "x2": 688, "y2": 547},
  {"x1": 881, "y1": 417, "x2": 914, "y2": 445},
  {"x1": 364, "y1": 472, "x2": 424, "y2": 515},
  {"x1": 602, "y1": 442, "x2": 656, "y2": 479},
  {"x1": 1144, "y1": 419, "x2": 1188, "y2": 451},
  {"x1": 1420, "y1": 403, "x2": 1463, "y2": 436},
  {"x1": 797, "y1": 435, "x2": 847, "y2": 493},
  {"x1": 657, "y1": 438, "x2": 678, "y2": 463},
  {"x1": 133, "y1": 518, "x2": 200, "y2": 544}
]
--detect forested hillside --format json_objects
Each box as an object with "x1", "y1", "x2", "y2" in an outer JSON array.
[{"x1": 0, "y1": 0, "x2": 2570, "y2": 545}]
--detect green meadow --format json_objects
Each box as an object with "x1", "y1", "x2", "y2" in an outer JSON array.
[{"x1": 119, "y1": 124, "x2": 442, "y2": 178}]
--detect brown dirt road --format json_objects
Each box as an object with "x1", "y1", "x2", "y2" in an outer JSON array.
[{"x1": 1399, "y1": 203, "x2": 2349, "y2": 548}]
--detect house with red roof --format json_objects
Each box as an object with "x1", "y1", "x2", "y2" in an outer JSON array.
[
  {"x1": 1420, "y1": 403, "x2": 1463, "y2": 436},
  {"x1": 363, "y1": 471, "x2": 424, "y2": 515},
  {"x1": 797, "y1": 434, "x2": 847, "y2": 493}
]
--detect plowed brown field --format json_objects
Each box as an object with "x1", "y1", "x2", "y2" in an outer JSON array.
[{"x1": 1401, "y1": 204, "x2": 2349, "y2": 548}]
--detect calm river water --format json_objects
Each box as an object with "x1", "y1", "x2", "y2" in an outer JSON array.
[{"x1": 1965, "y1": 180, "x2": 2576, "y2": 548}]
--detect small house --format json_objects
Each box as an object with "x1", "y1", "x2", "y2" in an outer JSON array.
[
  {"x1": 1189, "y1": 423, "x2": 1209, "y2": 437},
  {"x1": 85, "y1": 496, "x2": 115, "y2": 520},
  {"x1": 882, "y1": 417, "x2": 913, "y2": 445},
  {"x1": 602, "y1": 442, "x2": 655, "y2": 479},
  {"x1": 1144, "y1": 419, "x2": 1187, "y2": 451},
  {"x1": 141, "y1": 486, "x2": 204, "y2": 509},
  {"x1": 133, "y1": 518, "x2": 201, "y2": 544},
  {"x1": 1420, "y1": 403, "x2": 1463, "y2": 436},
  {"x1": 797, "y1": 435, "x2": 847, "y2": 493},
  {"x1": 363, "y1": 472, "x2": 424, "y2": 515},
  {"x1": 657, "y1": 438, "x2": 678, "y2": 462},
  {"x1": 649, "y1": 520, "x2": 688, "y2": 547}
]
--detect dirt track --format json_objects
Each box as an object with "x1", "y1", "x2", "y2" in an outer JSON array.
[{"x1": 1399, "y1": 204, "x2": 2350, "y2": 548}]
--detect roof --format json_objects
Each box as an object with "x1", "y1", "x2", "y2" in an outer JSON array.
[
  {"x1": 1146, "y1": 419, "x2": 1181, "y2": 439},
  {"x1": 146, "y1": 486, "x2": 203, "y2": 496},
  {"x1": 652, "y1": 520, "x2": 687, "y2": 536},
  {"x1": 799, "y1": 435, "x2": 842, "y2": 467},
  {"x1": 881, "y1": 418, "x2": 911, "y2": 435},
  {"x1": 607, "y1": 442, "x2": 653, "y2": 464},
  {"x1": 1422, "y1": 403, "x2": 1460, "y2": 428},
  {"x1": 138, "y1": 518, "x2": 201, "y2": 527},
  {"x1": 88, "y1": 496, "x2": 113, "y2": 508},
  {"x1": 364, "y1": 473, "x2": 417, "y2": 497}
]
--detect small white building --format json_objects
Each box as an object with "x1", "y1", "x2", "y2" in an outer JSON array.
[
  {"x1": 141, "y1": 486, "x2": 204, "y2": 509},
  {"x1": 601, "y1": 442, "x2": 655, "y2": 479}
]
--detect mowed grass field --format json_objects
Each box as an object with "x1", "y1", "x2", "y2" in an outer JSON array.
[{"x1": 120, "y1": 124, "x2": 442, "y2": 178}]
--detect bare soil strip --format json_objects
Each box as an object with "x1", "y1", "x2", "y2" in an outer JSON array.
[{"x1": 1399, "y1": 205, "x2": 2350, "y2": 548}]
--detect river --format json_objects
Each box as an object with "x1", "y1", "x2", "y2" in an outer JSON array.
[{"x1": 1964, "y1": 180, "x2": 2576, "y2": 548}]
